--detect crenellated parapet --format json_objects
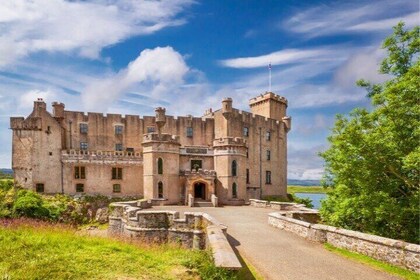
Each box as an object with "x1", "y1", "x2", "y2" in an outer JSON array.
[
  {"x1": 249, "y1": 92, "x2": 288, "y2": 107},
  {"x1": 10, "y1": 117, "x2": 42, "y2": 130}
]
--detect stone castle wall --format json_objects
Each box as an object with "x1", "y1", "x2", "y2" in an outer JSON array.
[{"x1": 268, "y1": 212, "x2": 420, "y2": 272}]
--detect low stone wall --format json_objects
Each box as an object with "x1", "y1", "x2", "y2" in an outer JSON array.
[
  {"x1": 108, "y1": 200, "x2": 241, "y2": 270},
  {"x1": 268, "y1": 212, "x2": 420, "y2": 272}
]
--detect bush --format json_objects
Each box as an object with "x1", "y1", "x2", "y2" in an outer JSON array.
[{"x1": 13, "y1": 190, "x2": 49, "y2": 218}]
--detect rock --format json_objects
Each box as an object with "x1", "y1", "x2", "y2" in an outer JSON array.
[{"x1": 95, "y1": 207, "x2": 109, "y2": 224}]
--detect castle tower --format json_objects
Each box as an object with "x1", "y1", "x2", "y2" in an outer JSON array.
[
  {"x1": 213, "y1": 137, "x2": 247, "y2": 205},
  {"x1": 142, "y1": 108, "x2": 181, "y2": 204},
  {"x1": 249, "y1": 92, "x2": 288, "y2": 121}
]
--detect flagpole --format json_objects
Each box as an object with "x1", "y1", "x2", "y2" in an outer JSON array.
[{"x1": 268, "y1": 63, "x2": 272, "y2": 92}]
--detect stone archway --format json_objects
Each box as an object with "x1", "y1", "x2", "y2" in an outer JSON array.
[{"x1": 194, "y1": 182, "x2": 206, "y2": 200}]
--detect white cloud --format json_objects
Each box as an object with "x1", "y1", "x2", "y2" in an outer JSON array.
[
  {"x1": 0, "y1": 0, "x2": 193, "y2": 66},
  {"x1": 81, "y1": 46, "x2": 190, "y2": 111},
  {"x1": 19, "y1": 89, "x2": 57, "y2": 109},
  {"x1": 282, "y1": 0, "x2": 417, "y2": 38},
  {"x1": 220, "y1": 48, "x2": 333, "y2": 68}
]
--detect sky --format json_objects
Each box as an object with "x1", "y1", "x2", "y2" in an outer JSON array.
[{"x1": 0, "y1": 0, "x2": 418, "y2": 179}]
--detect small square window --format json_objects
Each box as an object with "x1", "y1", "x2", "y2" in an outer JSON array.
[
  {"x1": 112, "y1": 167, "x2": 123, "y2": 180},
  {"x1": 147, "y1": 126, "x2": 155, "y2": 133},
  {"x1": 115, "y1": 125, "x2": 123, "y2": 135},
  {"x1": 243, "y1": 127, "x2": 249, "y2": 137},
  {"x1": 80, "y1": 142, "x2": 88, "y2": 150},
  {"x1": 113, "y1": 184, "x2": 121, "y2": 193},
  {"x1": 266, "y1": 131, "x2": 271, "y2": 141},
  {"x1": 76, "y1": 183, "x2": 84, "y2": 192},
  {"x1": 80, "y1": 123, "x2": 88, "y2": 134},
  {"x1": 186, "y1": 127, "x2": 193, "y2": 137},
  {"x1": 36, "y1": 183, "x2": 44, "y2": 193},
  {"x1": 74, "y1": 166, "x2": 86, "y2": 179},
  {"x1": 115, "y1": 144, "x2": 123, "y2": 151}
]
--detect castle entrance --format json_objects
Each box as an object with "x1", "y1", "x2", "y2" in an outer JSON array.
[{"x1": 194, "y1": 182, "x2": 206, "y2": 200}]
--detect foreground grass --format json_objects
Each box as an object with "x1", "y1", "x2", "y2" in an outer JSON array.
[
  {"x1": 287, "y1": 185, "x2": 330, "y2": 194},
  {"x1": 0, "y1": 219, "x2": 236, "y2": 280},
  {"x1": 324, "y1": 243, "x2": 419, "y2": 280}
]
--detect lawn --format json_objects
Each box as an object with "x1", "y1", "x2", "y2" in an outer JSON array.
[
  {"x1": 0, "y1": 219, "x2": 235, "y2": 280},
  {"x1": 287, "y1": 185, "x2": 330, "y2": 194}
]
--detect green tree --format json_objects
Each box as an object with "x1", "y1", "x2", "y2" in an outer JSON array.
[{"x1": 320, "y1": 22, "x2": 419, "y2": 243}]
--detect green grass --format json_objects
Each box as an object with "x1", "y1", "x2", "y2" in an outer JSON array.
[
  {"x1": 324, "y1": 243, "x2": 419, "y2": 280},
  {"x1": 287, "y1": 185, "x2": 330, "y2": 194},
  {"x1": 0, "y1": 220, "x2": 236, "y2": 280}
]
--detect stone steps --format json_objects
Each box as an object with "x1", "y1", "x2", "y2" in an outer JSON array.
[{"x1": 194, "y1": 201, "x2": 214, "y2": 207}]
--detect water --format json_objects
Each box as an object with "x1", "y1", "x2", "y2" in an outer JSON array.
[{"x1": 294, "y1": 193, "x2": 327, "y2": 210}]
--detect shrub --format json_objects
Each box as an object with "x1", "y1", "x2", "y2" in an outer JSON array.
[{"x1": 13, "y1": 190, "x2": 49, "y2": 218}]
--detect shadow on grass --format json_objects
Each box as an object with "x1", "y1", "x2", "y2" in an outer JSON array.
[{"x1": 227, "y1": 234, "x2": 261, "y2": 280}]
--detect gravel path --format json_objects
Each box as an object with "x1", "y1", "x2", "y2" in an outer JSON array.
[{"x1": 154, "y1": 205, "x2": 400, "y2": 280}]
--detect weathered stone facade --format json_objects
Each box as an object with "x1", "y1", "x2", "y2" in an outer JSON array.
[{"x1": 10, "y1": 92, "x2": 291, "y2": 206}]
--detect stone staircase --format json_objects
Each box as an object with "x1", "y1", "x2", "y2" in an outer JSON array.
[{"x1": 194, "y1": 200, "x2": 214, "y2": 207}]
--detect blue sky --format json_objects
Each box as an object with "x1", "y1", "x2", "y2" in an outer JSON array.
[{"x1": 0, "y1": 0, "x2": 418, "y2": 179}]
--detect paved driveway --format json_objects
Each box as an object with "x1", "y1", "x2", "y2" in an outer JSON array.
[{"x1": 154, "y1": 205, "x2": 399, "y2": 280}]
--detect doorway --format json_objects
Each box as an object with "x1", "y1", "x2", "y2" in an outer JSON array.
[{"x1": 194, "y1": 182, "x2": 206, "y2": 200}]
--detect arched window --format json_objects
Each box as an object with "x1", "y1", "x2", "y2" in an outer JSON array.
[
  {"x1": 232, "y1": 183, "x2": 237, "y2": 198},
  {"x1": 157, "y1": 158, "x2": 163, "y2": 174},
  {"x1": 232, "y1": 160, "x2": 237, "y2": 176},
  {"x1": 158, "y1": 181, "x2": 163, "y2": 198}
]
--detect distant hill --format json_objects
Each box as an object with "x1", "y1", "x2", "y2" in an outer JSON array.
[
  {"x1": 0, "y1": 168, "x2": 13, "y2": 175},
  {"x1": 287, "y1": 179, "x2": 321, "y2": 186}
]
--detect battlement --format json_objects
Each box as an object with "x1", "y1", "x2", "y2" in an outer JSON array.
[
  {"x1": 10, "y1": 117, "x2": 42, "y2": 130},
  {"x1": 249, "y1": 92, "x2": 288, "y2": 106}
]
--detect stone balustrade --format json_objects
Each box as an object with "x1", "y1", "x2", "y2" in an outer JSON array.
[
  {"x1": 180, "y1": 169, "x2": 217, "y2": 177},
  {"x1": 61, "y1": 149, "x2": 143, "y2": 164},
  {"x1": 213, "y1": 137, "x2": 246, "y2": 147}
]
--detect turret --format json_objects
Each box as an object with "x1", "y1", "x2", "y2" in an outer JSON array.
[
  {"x1": 221, "y1": 97, "x2": 233, "y2": 118},
  {"x1": 155, "y1": 107, "x2": 166, "y2": 135},
  {"x1": 249, "y1": 92, "x2": 288, "y2": 121}
]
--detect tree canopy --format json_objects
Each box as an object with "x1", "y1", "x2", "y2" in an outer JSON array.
[{"x1": 320, "y1": 22, "x2": 419, "y2": 244}]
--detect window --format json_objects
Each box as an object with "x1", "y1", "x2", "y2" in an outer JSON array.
[
  {"x1": 232, "y1": 160, "x2": 237, "y2": 176},
  {"x1": 74, "y1": 166, "x2": 86, "y2": 179},
  {"x1": 115, "y1": 143, "x2": 123, "y2": 151},
  {"x1": 266, "y1": 171, "x2": 272, "y2": 184},
  {"x1": 115, "y1": 125, "x2": 123, "y2": 135},
  {"x1": 246, "y1": 169, "x2": 250, "y2": 184},
  {"x1": 157, "y1": 158, "x2": 163, "y2": 174},
  {"x1": 112, "y1": 167, "x2": 123, "y2": 180},
  {"x1": 36, "y1": 183, "x2": 44, "y2": 193},
  {"x1": 232, "y1": 183, "x2": 237, "y2": 198},
  {"x1": 267, "y1": 150, "x2": 271, "y2": 161},
  {"x1": 80, "y1": 142, "x2": 88, "y2": 150},
  {"x1": 191, "y1": 160, "x2": 202, "y2": 171},
  {"x1": 76, "y1": 183, "x2": 84, "y2": 192},
  {"x1": 158, "y1": 181, "x2": 163, "y2": 198},
  {"x1": 246, "y1": 149, "x2": 249, "y2": 158},
  {"x1": 266, "y1": 131, "x2": 271, "y2": 141},
  {"x1": 243, "y1": 127, "x2": 249, "y2": 137},
  {"x1": 147, "y1": 126, "x2": 155, "y2": 133},
  {"x1": 113, "y1": 184, "x2": 121, "y2": 193},
  {"x1": 80, "y1": 123, "x2": 88, "y2": 134},
  {"x1": 186, "y1": 127, "x2": 193, "y2": 137}
]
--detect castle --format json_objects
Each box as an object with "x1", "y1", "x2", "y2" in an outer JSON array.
[{"x1": 10, "y1": 92, "x2": 291, "y2": 206}]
